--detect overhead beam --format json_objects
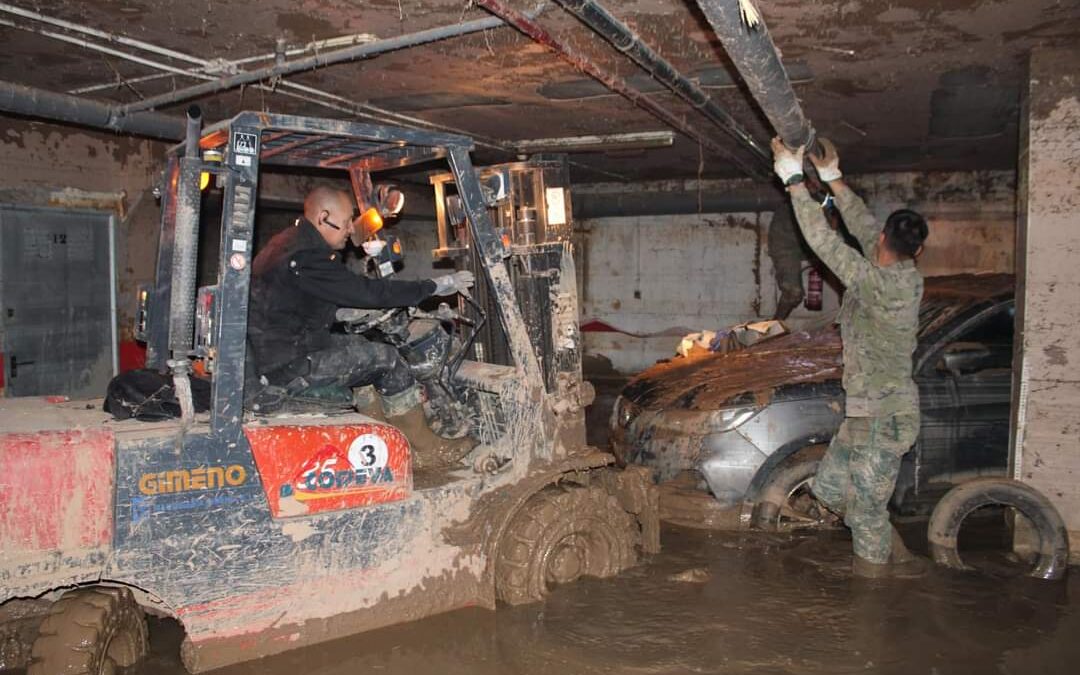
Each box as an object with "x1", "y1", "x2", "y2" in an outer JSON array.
[
  {"x1": 553, "y1": 0, "x2": 770, "y2": 166},
  {"x1": 476, "y1": 0, "x2": 767, "y2": 178}
]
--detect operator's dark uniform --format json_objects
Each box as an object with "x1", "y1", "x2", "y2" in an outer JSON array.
[{"x1": 247, "y1": 217, "x2": 436, "y2": 398}]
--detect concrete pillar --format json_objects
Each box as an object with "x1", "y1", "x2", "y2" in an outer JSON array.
[{"x1": 1012, "y1": 46, "x2": 1080, "y2": 555}]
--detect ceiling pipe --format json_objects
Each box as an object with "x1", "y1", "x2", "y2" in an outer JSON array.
[
  {"x1": 694, "y1": 0, "x2": 815, "y2": 151},
  {"x1": 0, "y1": 79, "x2": 185, "y2": 140},
  {"x1": 553, "y1": 0, "x2": 770, "y2": 167},
  {"x1": 475, "y1": 0, "x2": 766, "y2": 178},
  {"x1": 119, "y1": 15, "x2": 518, "y2": 115}
]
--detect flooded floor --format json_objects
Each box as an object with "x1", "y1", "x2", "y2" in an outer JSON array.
[{"x1": 136, "y1": 523, "x2": 1079, "y2": 675}]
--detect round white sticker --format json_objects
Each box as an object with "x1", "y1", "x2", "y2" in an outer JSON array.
[{"x1": 347, "y1": 433, "x2": 389, "y2": 470}]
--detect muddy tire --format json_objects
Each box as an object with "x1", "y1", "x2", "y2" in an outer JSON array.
[
  {"x1": 495, "y1": 484, "x2": 640, "y2": 605},
  {"x1": 928, "y1": 477, "x2": 1069, "y2": 581},
  {"x1": 28, "y1": 586, "x2": 148, "y2": 675},
  {"x1": 750, "y1": 448, "x2": 841, "y2": 531}
]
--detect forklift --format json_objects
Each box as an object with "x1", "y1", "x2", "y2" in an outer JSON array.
[{"x1": 0, "y1": 110, "x2": 658, "y2": 674}]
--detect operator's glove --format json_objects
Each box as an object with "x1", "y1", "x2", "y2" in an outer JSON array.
[
  {"x1": 808, "y1": 137, "x2": 842, "y2": 182},
  {"x1": 432, "y1": 270, "x2": 475, "y2": 297},
  {"x1": 770, "y1": 137, "x2": 806, "y2": 186}
]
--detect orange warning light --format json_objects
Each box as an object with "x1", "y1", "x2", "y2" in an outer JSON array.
[{"x1": 357, "y1": 207, "x2": 384, "y2": 238}]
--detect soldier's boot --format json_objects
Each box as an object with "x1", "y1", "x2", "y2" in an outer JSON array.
[
  {"x1": 352, "y1": 385, "x2": 386, "y2": 421},
  {"x1": 385, "y1": 387, "x2": 476, "y2": 470},
  {"x1": 852, "y1": 528, "x2": 929, "y2": 579}
]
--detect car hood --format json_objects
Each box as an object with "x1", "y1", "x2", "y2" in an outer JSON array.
[{"x1": 621, "y1": 326, "x2": 843, "y2": 412}]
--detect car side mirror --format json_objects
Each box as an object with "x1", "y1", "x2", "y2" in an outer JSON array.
[{"x1": 937, "y1": 342, "x2": 992, "y2": 377}]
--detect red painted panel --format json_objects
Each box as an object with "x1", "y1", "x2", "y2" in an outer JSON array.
[
  {"x1": 244, "y1": 424, "x2": 411, "y2": 518},
  {"x1": 0, "y1": 429, "x2": 115, "y2": 552},
  {"x1": 118, "y1": 340, "x2": 147, "y2": 372}
]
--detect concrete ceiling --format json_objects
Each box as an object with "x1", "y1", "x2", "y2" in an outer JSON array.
[{"x1": 1, "y1": 0, "x2": 1078, "y2": 182}]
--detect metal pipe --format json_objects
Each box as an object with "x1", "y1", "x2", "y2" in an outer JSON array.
[
  {"x1": 694, "y1": 0, "x2": 815, "y2": 150},
  {"x1": 183, "y1": 105, "x2": 201, "y2": 158},
  {"x1": 573, "y1": 185, "x2": 783, "y2": 219},
  {"x1": 0, "y1": 79, "x2": 185, "y2": 140},
  {"x1": 120, "y1": 15, "x2": 512, "y2": 114},
  {"x1": 475, "y1": 0, "x2": 766, "y2": 178},
  {"x1": 554, "y1": 0, "x2": 769, "y2": 166}
]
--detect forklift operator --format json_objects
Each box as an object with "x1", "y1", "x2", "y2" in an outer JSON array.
[{"x1": 247, "y1": 186, "x2": 475, "y2": 465}]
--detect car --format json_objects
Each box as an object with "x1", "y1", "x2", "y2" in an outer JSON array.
[{"x1": 610, "y1": 274, "x2": 1016, "y2": 529}]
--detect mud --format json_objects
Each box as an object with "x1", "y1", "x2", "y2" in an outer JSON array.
[
  {"x1": 622, "y1": 327, "x2": 843, "y2": 412},
  {"x1": 115, "y1": 524, "x2": 1080, "y2": 675}
]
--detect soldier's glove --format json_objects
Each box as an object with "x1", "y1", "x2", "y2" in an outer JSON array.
[
  {"x1": 770, "y1": 137, "x2": 806, "y2": 186},
  {"x1": 432, "y1": 270, "x2": 476, "y2": 297},
  {"x1": 808, "y1": 137, "x2": 842, "y2": 182}
]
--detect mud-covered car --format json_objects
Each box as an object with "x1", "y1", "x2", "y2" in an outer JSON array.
[{"x1": 611, "y1": 274, "x2": 1015, "y2": 529}]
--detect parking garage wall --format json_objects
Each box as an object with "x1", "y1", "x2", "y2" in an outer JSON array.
[{"x1": 576, "y1": 170, "x2": 1016, "y2": 374}]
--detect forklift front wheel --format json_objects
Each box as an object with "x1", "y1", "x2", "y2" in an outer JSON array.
[
  {"x1": 495, "y1": 484, "x2": 640, "y2": 605},
  {"x1": 28, "y1": 586, "x2": 148, "y2": 675}
]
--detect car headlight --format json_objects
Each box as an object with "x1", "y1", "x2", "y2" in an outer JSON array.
[{"x1": 707, "y1": 405, "x2": 758, "y2": 432}]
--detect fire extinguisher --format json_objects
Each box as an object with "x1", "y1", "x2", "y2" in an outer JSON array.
[{"x1": 805, "y1": 266, "x2": 823, "y2": 311}]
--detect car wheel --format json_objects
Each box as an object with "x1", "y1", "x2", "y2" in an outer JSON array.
[
  {"x1": 928, "y1": 477, "x2": 1069, "y2": 581},
  {"x1": 28, "y1": 586, "x2": 148, "y2": 675},
  {"x1": 750, "y1": 449, "x2": 842, "y2": 531},
  {"x1": 495, "y1": 484, "x2": 640, "y2": 605}
]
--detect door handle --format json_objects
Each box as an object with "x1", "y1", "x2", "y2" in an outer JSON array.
[{"x1": 10, "y1": 354, "x2": 35, "y2": 378}]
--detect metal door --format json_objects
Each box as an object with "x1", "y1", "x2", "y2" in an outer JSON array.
[{"x1": 0, "y1": 206, "x2": 116, "y2": 398}]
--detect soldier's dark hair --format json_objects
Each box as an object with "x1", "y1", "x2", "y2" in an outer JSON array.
[{"x1": 883, "y1": 209, "x2": 928, "y2": 259}]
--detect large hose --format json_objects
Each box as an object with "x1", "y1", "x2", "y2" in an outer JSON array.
[{"x1": 694, "y1": 0, "x2": 815, "y2": 150}]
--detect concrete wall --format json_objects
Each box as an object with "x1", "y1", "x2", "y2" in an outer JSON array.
[
  {"x1": 576, "y1": 170, "x2": 1016, "y2": 374},
  {"x1": 1011, "y1": 47, "x2": 1080, "y2": 550},
  {"x1": 0, "y1": 119, "x2": 166, "y2": 375}
]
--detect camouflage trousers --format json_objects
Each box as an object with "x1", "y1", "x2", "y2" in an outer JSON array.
[{"x1": 811, "y1": 412, "x2": 920, "y2": 563}]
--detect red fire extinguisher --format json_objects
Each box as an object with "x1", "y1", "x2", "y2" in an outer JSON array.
[{"x1": 805, "y1": 266, "x2": 823, "y2": 311}]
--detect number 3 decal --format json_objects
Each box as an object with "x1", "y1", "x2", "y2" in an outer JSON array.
[{"x1": 347, "y1": 433, "x2": 389, "y2": 471}]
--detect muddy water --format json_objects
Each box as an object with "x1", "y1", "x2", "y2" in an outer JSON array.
[{"x1": 135, "y1": 525, "x2": 1079, "y2": 675}]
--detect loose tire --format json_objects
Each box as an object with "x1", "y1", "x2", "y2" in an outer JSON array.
[
  {"x1": 495, "y1": 484, "x2": 640, "y2": 605},
  {"x1": 928, "y1": 477, "x2": 1069, "y2": 581},
  {"x1": 28, "y1": 586, "x2": 148, "y2": 675},
  {"x1": 750, "y1": 450, "x2": 842, "y2": 531}
]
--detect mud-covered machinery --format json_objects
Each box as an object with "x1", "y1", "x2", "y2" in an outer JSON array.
[
  {"x1": 0, "y1": 112, "x2": 658, "y2": 674},
  {"x1": 429, "y1": 158, "x2": 588, "y2": 447}
]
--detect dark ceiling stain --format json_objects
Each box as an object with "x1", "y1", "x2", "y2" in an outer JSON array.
[{"x1": 275, "y1": 11, "x2": 337, "y2": 40}]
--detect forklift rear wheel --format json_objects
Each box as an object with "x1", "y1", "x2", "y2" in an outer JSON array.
[
  {"x1": 28, "y1": 586, "x2": 148, "y2": 675},
  {"x1": 495, "y1": 484, "x2": 639, "y2": 605}
]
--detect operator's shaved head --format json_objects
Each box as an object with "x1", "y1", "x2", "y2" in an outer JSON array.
[
  {"x1": 304, "y1": 186, "x2": 351, "y2": 222},
  {"x1": 304, "y1": 186, "x2": 355, "y2": 250}
]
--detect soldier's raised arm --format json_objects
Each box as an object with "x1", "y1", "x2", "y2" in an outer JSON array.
[
  {"x1": 808, "y1": 139, "x2": 882, "y2": 256},
  {"x1": 771, "y1": 138, "x2": 872, "y2": 290}
]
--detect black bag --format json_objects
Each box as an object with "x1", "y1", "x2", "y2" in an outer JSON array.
[{"x1": 103, "y1": 369, "x2": 211, "y2": 421}]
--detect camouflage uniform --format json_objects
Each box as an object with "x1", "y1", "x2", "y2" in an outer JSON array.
[{"x1": 789, "y1": 183, "x2": 923, "y2": 564}]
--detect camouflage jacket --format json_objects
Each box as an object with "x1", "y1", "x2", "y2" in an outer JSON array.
[{"x1": 790, "y1": 184, "x2": 923, "y2": 417}]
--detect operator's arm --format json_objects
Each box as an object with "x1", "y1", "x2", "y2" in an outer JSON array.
[
  {"x1": 292, "y1": 249, "x2": 436, "y2": 308},
  {"x1": 789, "y1": 184, "x2": 872, "y2": 288},
  {"x1": 829, "y1": 180, "x2": 882, "y2": 256}
]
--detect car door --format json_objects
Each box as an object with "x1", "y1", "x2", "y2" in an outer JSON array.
[{"x1": 916, "y1": 301, "x2": 1014, "y2": 490}]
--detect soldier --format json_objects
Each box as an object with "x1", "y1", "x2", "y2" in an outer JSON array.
[{"x1": 771, "y1": 137, "x2": 930, "y2": 578}]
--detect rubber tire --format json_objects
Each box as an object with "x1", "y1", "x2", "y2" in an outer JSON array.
[
  {"x1": 28, "y1": 586, "x2": 148, "y2": 675},
  {"x1": 928, "y1": 477, "x2": 1069, "y2": 581},
  {"x1": 750, "y1": 450, "x2": 840, "y2": 531},
  {"x1": 495, "y1": 484, "x2": 640, "y2": 605}
]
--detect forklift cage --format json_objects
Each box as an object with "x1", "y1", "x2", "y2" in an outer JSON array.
[{"x1": 145, "y1": 112, "x2": 543, "y2": 440}]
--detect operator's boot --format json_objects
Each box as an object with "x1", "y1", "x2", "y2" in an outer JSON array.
[
  {"x1": 384, "y1": 387, "x2": 476, "y2": 470},
  {"x1": 352, "y1": 385, "x2": 386, "y2": 421}
]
